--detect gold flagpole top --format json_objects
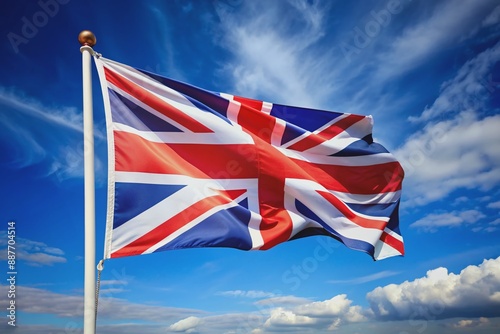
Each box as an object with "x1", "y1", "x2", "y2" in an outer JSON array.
[{"x1": 78, "y1": 30, "x2": 96, "y2": 47}]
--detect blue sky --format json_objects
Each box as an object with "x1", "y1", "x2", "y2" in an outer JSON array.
[{"x1": 1, "y1": 0, "x2": 500, "y2": 333}]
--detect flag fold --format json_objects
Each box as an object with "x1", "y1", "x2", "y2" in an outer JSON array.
[{"x1": 94, "y1": 57, "x2": 404, "y2": 261}]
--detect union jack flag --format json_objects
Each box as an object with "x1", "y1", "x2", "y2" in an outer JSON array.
[{"x1": 95, "y1": 57, "x2": 404, "y2": 261}]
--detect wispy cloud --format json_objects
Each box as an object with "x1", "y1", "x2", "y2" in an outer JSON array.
[
  {"x1": 0, "y1": 87, "x2": 105, "y2": 181},
  {"x1": 376, "y1": 0, "x2": 499, "y2": 79},
  {"x1": 328, "y1": 270, "x2": 400, "y2": 284},
  {"x1": 216, "y1": 289, "x2": 278, "y2": 299},
  {"x1": 409, "y1": 41, "x2": 500, "y2": 123},
  {"x1": 98, "y1": 279, "x2": 130, "y2": 294},
  {"x1": 254, "y1": 295, "x2": 312, "y2": 307},
  {"x1": 0, "y1": 86, "x2": 83, "y2": 132},
  {"x1": 213, "y1": 0, "x2": 336, "y2": 108},
  {"x1": 145, "y1": 5, "x2": 185, "y2": 81},
  {"x1": 0, "y1": 231, "x2": 66, "y2": 266},
  {"x1": 411, "y1": 210, "x2": 486, "y2": 232},
  {"x1": 0, "y1": 284, "x2": 204, "y2": 322}
]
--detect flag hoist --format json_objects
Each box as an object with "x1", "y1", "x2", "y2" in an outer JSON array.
[{"x1": 79, "y1": 30, "x2": 97, "y2": 334}]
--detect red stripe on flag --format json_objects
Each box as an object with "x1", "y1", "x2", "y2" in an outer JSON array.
[
  {"x1": 238, "y1": 104, "x2": 275, "y2": 143},
  {"x1": 114, "y1": 131, "x2": 259, "y2": 178},
  {"x1": 254, "y1": 136, "x2": 294, "y2": 249},
  {"x1": 104, "y1": 67, "x2": 213, "y2": 133},
  {"x1": 115, "y1": 131, "x2": 402, "y2": 195},
  {"x1": 258, "y1": 173, "x2": 294, "y2": 250},
  {"x1": 317, "y1": 190, "x2": 387, "y2": 230},
  {"x1": 293, "y1": 159, "x2": 404, "y2": 194},
  {"x1": 380, "y1": 231, "x2": 405, "y2": 255},
  {"x1": 233, "y1": 96, "x2": 264, "y2": 112},
  {"x1": 288, "y1": 114, "x2": 365, "y2": 152},
  {"x1": 111, "y1": 189, "x2": 246, "y2": 258},
  {"x1": 228, "y1": 97, "x2": 276, "y2": 143}
]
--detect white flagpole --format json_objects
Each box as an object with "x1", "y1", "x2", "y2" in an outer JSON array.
[{"x1": 79, "y1": 30, "x2": 97, "y2": 334}]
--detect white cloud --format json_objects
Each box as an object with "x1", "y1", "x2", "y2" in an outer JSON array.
[
  {"x1": 100, "y1": 279, "x2": 129, "y2": 286},
  {"x1": 482, "y1": 5, "x2": 500, "y2": 27},
  {"x1": 254, "y1": 296, "x2": 312, "y2": 307},
  {"x1": 0, "y1": 284, "x2": 203, "y2": 322},
  {"x1": 214, "y1": 0, "x2": 337, "y2": 108},
  {"x1": 328, "y1": 270, "x2": 400, "y2": 284},
  {"x1": 0, "y1": 231, "x2": 66, "y2": 266},
  {"x1": 0, "y1": 86, "x2": 83, "y2": 132},
  {"x1": 17, "y1": 252, "x2": 67, "y2": 267},
  {"x1": 410, "y1": 210, "x2": 486, "y2": 232},
  {"x1": 394, "y1": 42, "x2": 500, "y2": 207},
  {"x1": 376, "y1": 0, "x2": 499, "y2": 79},
  {"x1": 491, "y1": 218, "x2": 500, "y2": 225},
  {"x1": 410, "y1": 41, "x2": 500, "y2": 122},
  {"x1": 0, "y1": 87, "x2": 105, "y2": 181},
  {"x1": 98, "y1": 279, "x2": 129, "y2": 294},
  {"x1": 264, "y1": 308, "x2": 316, "y2": 327},
  {"x1": 168, "y1": 316, "x2": 201, "y2": 333},
  {"x1": 452, "y1": 317, "x2": 490, "y2": 329},
  {"x1": 487, "y1": 201, "x2": 500, "y2": 209},
  {"x1": 254, "y1": 294, "x2": 367, "y2": 333},
  {"x1": 217, "y1": 290, "x2": 277, "y2": 299},
  {"x1": 367, "y1": 256, "x2": 500, "y2": 320},
  {"x1": 294, "y1": 294, "x2": 352, "y2": 317},
  {"x1": 295, "y1": 294, "x2": 368, "y2": 323},
  {"x1": 394, "y1": 112, "x2": 500, "y2": 206},
  {"x1": 472, "y1": 216, "x2": 500, "y2": 233}
]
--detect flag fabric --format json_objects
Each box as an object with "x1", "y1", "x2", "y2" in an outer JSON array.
[{"x1": 94, "y1": 57, "x2": 404, "y2": 261}]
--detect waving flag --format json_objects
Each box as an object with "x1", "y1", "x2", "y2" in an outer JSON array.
[{"x1": 95, "y1": 57, "x2": 404, "y2": 261}]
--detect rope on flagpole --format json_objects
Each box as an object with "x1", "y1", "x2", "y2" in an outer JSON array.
[{"x1": 95, "y1": 260, "x2": 104, "y2": 323}]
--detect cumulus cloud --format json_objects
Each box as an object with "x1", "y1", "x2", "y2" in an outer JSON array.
[
  {"x1": 255, "y1": 294, "x2": 368, "y2": 333},
  {"x1": 296, "y1": 294, "x2": 368, "y2": 323},
  {"x1": 264, "y1": 308, "x2": 316, "y2": 327},
  {"x1": 294, "y1": 295, "x2": 359, "y2": 319},
  {"x1": 394, "y1": 112, "x2": 500, "y2": 206},
  {"x1": 367, "y1": 256, "x2": 500, "y2": 320}
]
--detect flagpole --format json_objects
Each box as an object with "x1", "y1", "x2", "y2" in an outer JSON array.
[{"x1": 79, "y1": 30, "x2": 97, "y2": 334}]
